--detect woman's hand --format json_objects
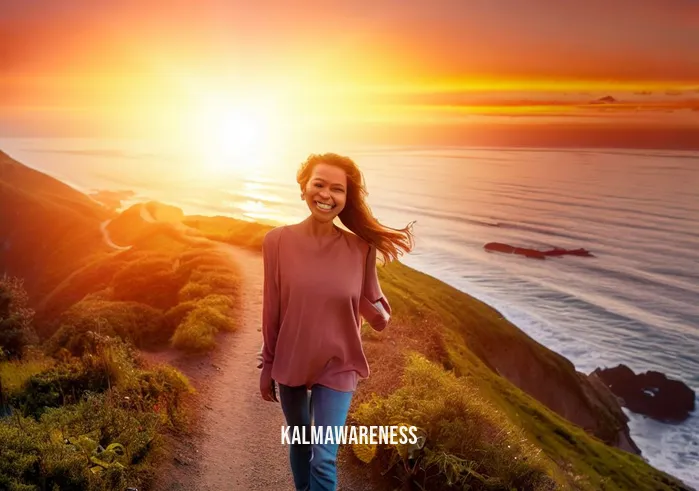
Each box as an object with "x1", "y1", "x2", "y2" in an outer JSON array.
[
  {"x1": 259, "y1": 369, "x2": 278, "y2": 402},
  {"x1": 256, "y1": 347, "x2": 263, "y2": 369},
  {"x1": 374, "y1": 300, "x2": 390, "y2": 322}
]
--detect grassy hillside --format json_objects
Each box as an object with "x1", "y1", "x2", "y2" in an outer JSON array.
[
  {"x1": 339, "y1": 259, "x2": 691, "y2": 490},
  {"x1": 0, "y1": 151, "x2": 112, "y2": 301},
  {"x1": 35, "y1": 221, "x2": 243, "y2": 354},
  {"x1": 0, "y1": 158, "x2": 251, "y2": 490}
]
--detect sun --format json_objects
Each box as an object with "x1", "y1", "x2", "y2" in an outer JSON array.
[
  {"x1": 209, "y1": 103, "x2": 268, "y2": 156},
  {"x1": 187, "y1": 94, "x2": 285, "y2": 176}
]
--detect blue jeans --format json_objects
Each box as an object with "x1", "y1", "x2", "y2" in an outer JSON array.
[{"x1": 279, "y1": 383, "x2": 353, "y2": 491}]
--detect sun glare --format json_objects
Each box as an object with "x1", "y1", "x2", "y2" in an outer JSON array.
[{"x1": 188, "y1": 94, "x2": 287, "y2": 177}]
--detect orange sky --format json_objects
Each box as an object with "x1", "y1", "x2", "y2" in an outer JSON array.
[{"x1": 1, "y1": 0, "x2": 698, "y2": 147}]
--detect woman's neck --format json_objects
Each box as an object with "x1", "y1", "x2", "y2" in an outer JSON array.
[{"x1": 302, "y1": 216, "x2": 337, "y2": 237}]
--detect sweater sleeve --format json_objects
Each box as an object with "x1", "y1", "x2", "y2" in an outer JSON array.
[
  {"x1": 261, "y1": 229, "x2": 281, "y2": 377},
  {"x1": 359, "y1": 244, "x2": 392, "y2": 331}
]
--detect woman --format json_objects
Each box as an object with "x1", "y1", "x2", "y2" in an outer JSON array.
[{"x1": 258, "y1": 152, "x2": 414, "y2": 491}]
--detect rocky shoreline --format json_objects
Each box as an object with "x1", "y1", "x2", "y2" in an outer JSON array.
[{"x1": 591, "y1": 364, "x2": 696, "y2": 424}]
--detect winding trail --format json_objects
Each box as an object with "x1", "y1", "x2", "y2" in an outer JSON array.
[
  {"x1": 99, "y1": 219, "x2": 132, "y2": 251},
  {"x1": 99, "y1": 204, "x2": 293, "y2": 489}
]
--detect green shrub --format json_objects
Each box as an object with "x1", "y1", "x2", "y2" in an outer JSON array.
[
  {"x1": 352, "y1": 353, "x2": 557, "y2": 490},
  {"x1": 0, "y1": 392, "x2": 160, "y2": 491},
  {"x1": 187, "y1": 271, "x2": 238, "y2": 298},
  {"x1": 0, "y1": 357, "x2": 56, "y2": 394},
  {"x1": 36, "y1": 253, "x2": 132, "y2": 332},
  {"x1": 8, "y1": 356, "x2": 109, "y2": 419},
  {"x1": 127, "y1": 364, "x2": 194, "y2": 430},
  {"x1": 0, "y1": 275, "x2": 38, "y2": 359},
  {"x1": 169, "y1": 310, "x2": 218, "y2": 352},
  {"x1": 163, "y1": 301, "x2": 198, "y2": 332},
  {"x1": 112, "y1": 257, "x2": 182, "y2": 310},
  {"x1": 175, "y1": 249, "x2": 233, "y2": 279},
  {"x1": 0, "y1": 335, "x2": 193, "y2": 490},
  {"x1": 177, "y1": 282, "x2": 212, "y2": 302},
  {"x1": 170, "y1": 299, "x2": 237, "y2": 352},
  {"x1": 47, "y1": 299, "x2": 168, "y2": 353},
  {"x1": 175, "y1": 248, "x2": 240, "y2": 301}
]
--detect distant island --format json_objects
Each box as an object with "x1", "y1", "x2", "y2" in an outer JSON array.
[
  {"x1": 484, "y1": 241, "x2": 594, "y2": 260},
  {"x1": 590, "y1": 95, "x2": 619, "y2": 104}
]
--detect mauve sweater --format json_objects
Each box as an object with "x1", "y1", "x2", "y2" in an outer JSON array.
[{"x1": 260, "y1": 223, "x2": 392, "y2": 392}]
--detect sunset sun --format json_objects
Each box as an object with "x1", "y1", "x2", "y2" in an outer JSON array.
[{"x1": 188, "y1": 94, "x2": 285, "y2": 176}]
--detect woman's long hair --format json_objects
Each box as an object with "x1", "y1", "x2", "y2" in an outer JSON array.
[{"x1": 297, "y1": 153, "x2": 415, "y2": 263}]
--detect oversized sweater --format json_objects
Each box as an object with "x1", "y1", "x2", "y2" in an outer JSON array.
[{"x1": 260, "y1": 223, "x2": 392, "y2": 392}]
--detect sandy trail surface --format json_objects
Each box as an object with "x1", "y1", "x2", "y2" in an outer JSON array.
[{"x1": 143, "y1": 243, "x2": 295, "y2": 491}]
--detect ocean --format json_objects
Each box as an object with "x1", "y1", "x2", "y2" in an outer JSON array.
[{"x1": 2, "y1": 137, "x2": 698, "y2": 488}]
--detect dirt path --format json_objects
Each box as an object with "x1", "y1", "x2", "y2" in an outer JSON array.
[
  {"x1": 144, "y1": 243, "x2": 294, "y2": 491},
  {"x1": 99, "y1": 219, "x2": 132, "y2": 251}
]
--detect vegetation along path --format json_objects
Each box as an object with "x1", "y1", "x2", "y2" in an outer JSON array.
[{"x1": 143, "y1": 240, "x2": 294, "y2": 490}]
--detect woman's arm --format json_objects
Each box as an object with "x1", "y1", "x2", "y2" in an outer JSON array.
[
  {"x1": 260, "y1": 229, "x2": 281, "y2": 376},
  {"x1": 360, "y1": 244, "x2": 392, "y2": 331}
]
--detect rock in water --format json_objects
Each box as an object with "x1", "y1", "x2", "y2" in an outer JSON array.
[
  {"x1": 591, "y1": 364, "x2": 696, "y2": 423},
  {"x1": 484, "y1": 242, "x2": 594, "y2": 260}
]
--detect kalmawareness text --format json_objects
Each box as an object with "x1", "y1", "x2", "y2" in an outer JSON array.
[{"x1": 281, "y1": 425, "x2": 420, "y2": 445}]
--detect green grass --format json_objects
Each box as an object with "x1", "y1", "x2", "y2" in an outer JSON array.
[{"x1": 0, "y1": 354, "x2": 55, "y2": 394}]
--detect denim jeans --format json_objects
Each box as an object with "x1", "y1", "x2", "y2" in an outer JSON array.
[{"x1": 279, "y1": 383, "x2": 353, "y2": 491}]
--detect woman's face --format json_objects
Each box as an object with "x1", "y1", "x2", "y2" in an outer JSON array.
[{"x1": 303, "y1": 163, "x2": 347, "y2": 222}]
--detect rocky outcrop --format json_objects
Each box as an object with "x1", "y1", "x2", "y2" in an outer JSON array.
[
  {"x1": 490, "y1": 355, "x2": 640, "y2": 454},
  {"x1": 590, "y1": 95, "x2": 618, "y2": 104},
  {"x1": 591, "y1": 364, "x2": 696, "y2": 423},
  {"x1": 484, "y1": 242, "x2": 594, "y2": 260},
  {"x1": 460, "y1": 316, "x2": 641, "y2": 454}
]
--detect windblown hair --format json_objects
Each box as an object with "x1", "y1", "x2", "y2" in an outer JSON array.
[{"x1": 296, "y1": 153, "x2": 415, "y2": 263}]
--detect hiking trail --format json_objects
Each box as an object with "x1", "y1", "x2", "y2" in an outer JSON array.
[{"x1": 144, "y1": 243, "x2": 293, "y2": 491}]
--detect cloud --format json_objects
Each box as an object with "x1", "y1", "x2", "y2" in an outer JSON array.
[{"x1": 3, "y1": 0, "x2": 699, "y2": 84}]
